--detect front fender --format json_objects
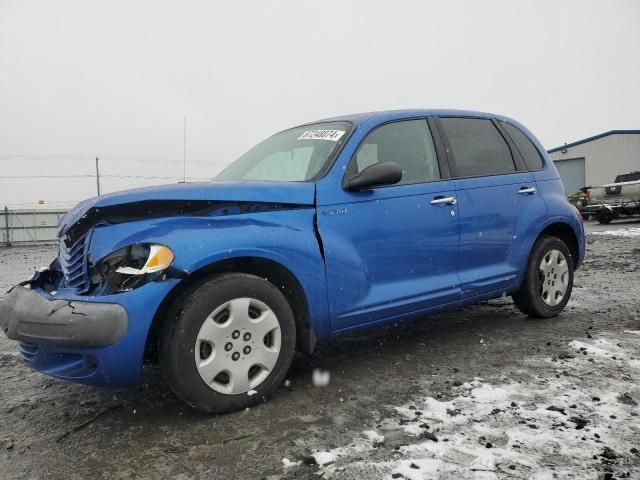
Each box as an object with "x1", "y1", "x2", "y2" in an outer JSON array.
[{"x1": 89, "y1": 209, "x2": 332, "y2": 341}]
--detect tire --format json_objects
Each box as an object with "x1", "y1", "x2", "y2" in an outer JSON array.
[
  {"x1": 159, "y1": 273, "x2": 296, "y2": 414},
  {"x1": 597, "y1": 211, "x2": 613, "y2": 224},
  {"x1": 512, "y1": 236, "x2": 574, "y2": 318}
]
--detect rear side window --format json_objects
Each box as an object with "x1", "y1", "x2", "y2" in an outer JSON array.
[
  {"x1": 352, "y1": 119, "x2": 440, "y2": 184},
  {"x1": 439, "y1": 117, "x2": 515, "y2": 177},
  {"x1": 500, "y1": 121, "x2": 544, "y2": 170}
]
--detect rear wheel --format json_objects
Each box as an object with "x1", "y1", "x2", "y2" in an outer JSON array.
[
  {"x1": 512, "y1": 236, "x2": 574, "y2": 318},
  {"x1": 160, "y1": 273, "x2": 296, "y2": 413}
]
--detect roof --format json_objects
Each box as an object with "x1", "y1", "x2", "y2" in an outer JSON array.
[
  {"x1": 548, "y1": 130, "x2": 640, "y2": 153},
  {"x1": 311, "y1": 109, "x2": 512, "y2": 126},
  {"x1": 294, "y1": 109, "x2": 548, "y2": 155}
]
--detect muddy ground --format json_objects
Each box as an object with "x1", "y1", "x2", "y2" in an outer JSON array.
[{"x1": 0, "y1": 220, "x2": 639, "y2": 480}]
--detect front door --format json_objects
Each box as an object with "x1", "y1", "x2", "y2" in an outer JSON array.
[{"x1": 317, "y1": 119, "x2": 461, "y2": 331}]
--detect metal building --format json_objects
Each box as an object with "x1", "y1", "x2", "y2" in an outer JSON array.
[{"x1": 548, "y1": 130, "x2": 640, "y2": 195}]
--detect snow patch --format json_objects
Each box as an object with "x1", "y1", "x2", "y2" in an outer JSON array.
[
  {"x1": 470, "y1": 383, "x2": 511, "y2": 403},
  {"x1": 362, "y1": 430, "x2": 384, "y2": 444},
  {"x1": 297, "y1": 334, "x2": 640, "y2": 479},
  {"x1": 310, "y1": 430, "x2": 388, "y2": 467},
  {"x1": 313, "y1": 450, "x2": 337, "y2": 466},
  {"x1": 281, "y1": 458, "x2": 300, "y2": 469},
  {"x1": 590, "y1": 227, "x2": 640, "y2": 237},
  {"x1": 569, "y1": 340, "x2": 614, "y2": 357}
]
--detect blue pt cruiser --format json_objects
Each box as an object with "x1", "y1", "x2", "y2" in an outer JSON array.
[{"x1": 0, "y1": 110, "x2": 585, "y2": 413}]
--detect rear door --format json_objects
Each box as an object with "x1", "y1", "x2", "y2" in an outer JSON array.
[
  {"x1": 436, "y1": 116, "x2": 547, "y2": 298},
  {"x1": 317, "y1": 118, "x2": 461, "y2": 330}
]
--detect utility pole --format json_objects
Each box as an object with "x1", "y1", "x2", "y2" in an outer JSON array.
[
  {"x1": 3, "y1": 206, "x2": 10, "y2": 247},
  {"x1": 183, "y1": 116, "x2": 187, "y2": 182},
  {"x1": 95, "y1": 156, "x2": 101, "y2": 195}
]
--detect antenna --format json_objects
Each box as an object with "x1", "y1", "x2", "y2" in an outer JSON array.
[
  {"x1": 95, "y1": 156, "x2": 101, "y2": 195},
  {"x1": 183, "y1": 116, "x2": 187, "y2": 182}
]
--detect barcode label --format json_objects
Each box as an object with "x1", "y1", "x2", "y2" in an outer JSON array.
[{"x1": 298, "y1": 130, "x2": 346, "y2": 141}]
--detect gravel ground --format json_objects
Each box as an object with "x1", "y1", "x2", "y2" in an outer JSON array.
[{"x1": 0, "y1": 220, "x2": 639, "y2": 479}]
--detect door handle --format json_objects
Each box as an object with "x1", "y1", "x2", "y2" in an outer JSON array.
[
  {"x1": 430, "y1": 196, "x2": 457, "y2": 205},
  {"x1": 518, "y1": 187, "x2": 537, "y2": 195}
]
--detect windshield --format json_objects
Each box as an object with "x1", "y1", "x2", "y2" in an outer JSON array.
[{"x1": 215, "y1": 121, "x2": 351, "y2": 182}]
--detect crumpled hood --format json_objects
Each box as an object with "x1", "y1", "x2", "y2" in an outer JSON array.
[{"x1": 58, "y1": 181, "x2": 316, "y2": 240}]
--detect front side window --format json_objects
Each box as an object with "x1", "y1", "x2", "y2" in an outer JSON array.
[
  {"x1": 350, "y1": 120, "x2": 440, "y2": 185},
  {"x1": 500, "y1": 121, "x2": 544, "y2": 170},
  {"x1": 439, "y1": 117, "x2": 516, "y2": 177},
  {"x1": 216, "y1": 122, "x2": 351, "y2": 182}
]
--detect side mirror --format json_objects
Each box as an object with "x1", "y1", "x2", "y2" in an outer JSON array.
[{"x1": 344, "y1": 162, "x2": 403, "y2": 191}]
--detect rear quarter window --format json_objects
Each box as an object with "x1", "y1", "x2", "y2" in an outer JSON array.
[
  {"x1": 439, "y1": 117, "x2": 516, "y2": 177},
  {"x1": 500, "y1": 121, "x2": 544, "y2": 170}
]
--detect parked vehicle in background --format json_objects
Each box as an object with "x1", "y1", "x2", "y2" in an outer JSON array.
[
  {"x1": 568, "y1": 187, "x2": 593, "y2": 220},
  {"x1": 585, "y1": 171, "x2": 640, "y2": 224},
  {"x1": 0, "y1": 109, "x2": 585, "y2": 413}
]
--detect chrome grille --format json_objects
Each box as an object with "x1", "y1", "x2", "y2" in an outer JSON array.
[{"x1": 59, "y1": 231, "x2": 90, "y2": 293}]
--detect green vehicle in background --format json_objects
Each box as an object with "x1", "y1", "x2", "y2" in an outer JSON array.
[{"x1": 568, "y1": 187, "x2": 593, "y2": 220}]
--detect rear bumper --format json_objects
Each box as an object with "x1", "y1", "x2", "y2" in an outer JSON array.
[{"x1": 0, "y1": 286, "x2": 128, "y2": 348}]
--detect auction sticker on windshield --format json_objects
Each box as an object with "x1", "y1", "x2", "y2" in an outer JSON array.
[{"x1": 298, "y1": 129, "x2": 345, "y2": 141}]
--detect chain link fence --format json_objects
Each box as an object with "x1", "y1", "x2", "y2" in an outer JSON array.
[{"x1": 1, "y1": 207, "x2": 68, "y2": 246}]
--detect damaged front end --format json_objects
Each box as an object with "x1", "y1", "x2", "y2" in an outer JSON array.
[
  {"x1": 0, "y1": 234, "x2": 180, "y2": 385},
  {"x1": 0, "y1": 245, "x2": 180, "y2": 386},
  {"x1": 0, "y1": 202, "x2": 189, "y2": 386},
  {"x1": 0, "y1": 181, "x2": 318, "y2": 386}
]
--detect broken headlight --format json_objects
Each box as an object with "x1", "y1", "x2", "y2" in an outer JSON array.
[{"x1": 94, "y1": 244, "x2": 174, "y2": 292}]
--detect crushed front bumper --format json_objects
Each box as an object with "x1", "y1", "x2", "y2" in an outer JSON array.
[
  {"x1": 0, "y1": 286, "x2": 128, "y2": 348},
  {"x1": 0, "y1": 276, "x2": 179, "y2": 387}
]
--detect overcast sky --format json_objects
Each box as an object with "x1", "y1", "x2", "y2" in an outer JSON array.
[{"x1": 1, "y1": 0, "x2": 639, "y2": 207}]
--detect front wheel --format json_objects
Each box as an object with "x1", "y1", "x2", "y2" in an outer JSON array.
[
  {"x1": 512, "y1": 236, "x2": 574, "y2": 318},
  {"x1": 160, "y1": 273, "x2": 296, "y2": 414}
]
